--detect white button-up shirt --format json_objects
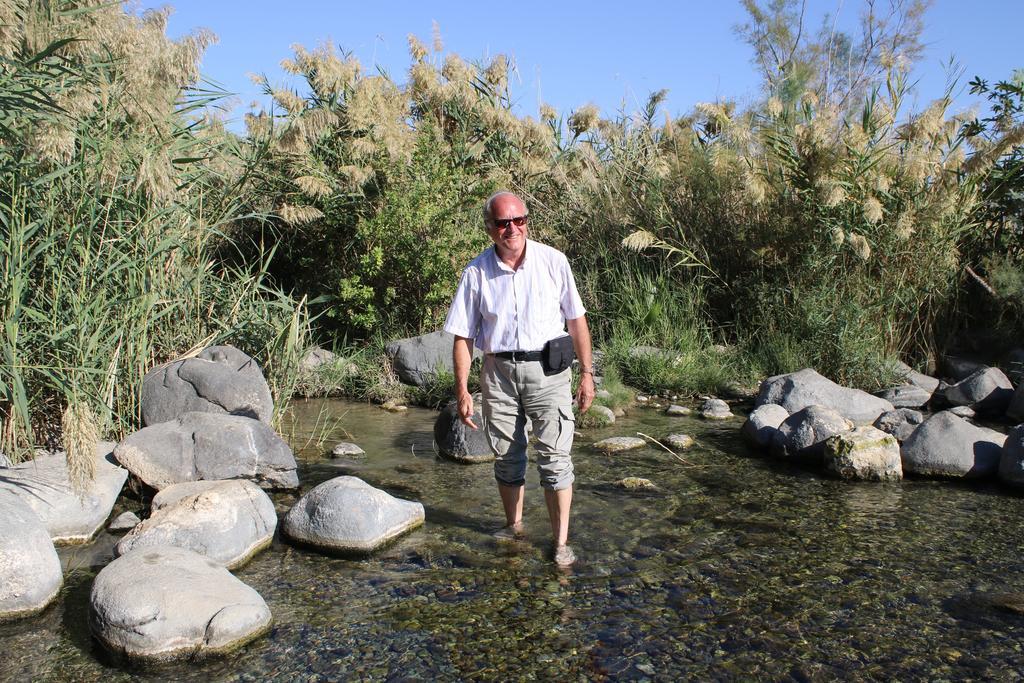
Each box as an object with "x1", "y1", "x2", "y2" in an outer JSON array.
[{"x1": 443, "y1": 239, "x2": 587, "y2": 353}]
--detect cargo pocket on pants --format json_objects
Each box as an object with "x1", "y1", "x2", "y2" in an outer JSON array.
[{"x1": 555, "y1": 404, "x2": 576, "y2": 453}]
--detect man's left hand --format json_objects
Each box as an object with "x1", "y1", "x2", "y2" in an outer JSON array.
[{"x1": 576, "y1": 373, "x2": 596, "y2": 413}]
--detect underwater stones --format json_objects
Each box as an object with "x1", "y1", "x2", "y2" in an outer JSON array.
[
  {"x1": 665, "y1": 404, "x2": 692, "y2": 416},
  {"x1": 615, "y1": 477, "x2": 657, "y2": 490},
  {"x1": 141, "y1": 345, "x2": 273, "y2": 426},
  {"x1": 942, "y1": 367, "x2": 1014, "y2": 415},
  {"x1": 873, "y1": 408, "x2": 924, "y2": 443},
  {"x1": 823, "y1": 426, "x2": 902, "y2": 482},
  {"x1": 0, "y1": 442, "x2": 127, "y2": 544},
  {"x1": 998, "y1": 425, "x2": 1024, "y2": 487},
  {"x1": 433, "y1": 400, "x2": 493, "y2": 463},
  {"x1": 756, "y1": 368, "x2": 893, "y2": 425},
  {"x1": 90, "y1": 545, "x2": 271, "y2": 662},
  {"x1": 700, "y1": 398, "x2": 734, "y2": 420},
  {"x1": 331, "y1": 442, "x2": 365, "y2": 457},
  {"x1": 771, "y1": 405, "x2": 854, "y2": 462},
  {"x1": 0, "y1": 492, "x2": 62, "y2": 621},
  {"x1": 283, "y1": 476, "x2": 424, "y2": 555},
  {"x1": 663, "y1": 434, "x2": 695, "y2": 450},
  {"x1": 114, "y1": 412, "x2": 298, "y2": 491},
  {"x1": 115, "y1": 480, "x2": 276, "y2": 569},
  {"x1": 901, "y1": 411, "x2": 1006, "y2": 479},
  {"x1": 592, "y1": 436, "x2": 646, "y2": 453},
  {"x1": 741, "y1": 404, "x2": 790, "y2": 450}
]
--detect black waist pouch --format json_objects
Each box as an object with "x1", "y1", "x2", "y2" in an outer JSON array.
[{"x1": 542, "y1": 335, "x2": 575, "y2": 376}]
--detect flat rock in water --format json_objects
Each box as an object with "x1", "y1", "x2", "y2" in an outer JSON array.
[
  {"x1": 998, "y1": 425, "x2": 1024, "y2": 487},
  {"x1": 901, "y1": 411, "x2": 1006, "y2": 479},
  {"x1": 756, "y1": 368, "x2": 893, "y2": 425},
  {"x1": 433, "y1": 401, "x2": 493, "y2": 463},
  {"x1": 665, "y1": 405, "x2": 692, "y2": 416},
  {"x1": 0, "y1": 442, "x2": 127, "y2": 544},
  {"x1": 878, "y1": 384, "x2": 932, "y2": 409},
  {"x1": 663, "y1": 434, "x2": 694, "y2": 450},
  {"x1": 615, "y1": 477, "x2": 657, "y2": 490},
  {"x1": 90, "y1": 545, "x2": 271, "y2": 662},
  {"x1": 771, "y1": 405, "x2": 853, "y2": 462},
  {"x1": 942, "y1": 367, "x2": 1014, "y2": 415},
  {"x1": 114, "y1": 412, "x2": 298, "y2": 491},
  {"x1": 741, "y1": 404, "x2": 789, "y2": 450},
  {"x1": 283, "y1": 476, "x2": 424, "y2": 555},
  {"x1": 115, "y1": 480, "x2": 276, "y2": 569},
  {"x1": 592, "y1": 436, "x2": 646, "y2": 453},
  {"x1": 823, "y1": 426, "x2": 902, "y2": 481},
  {"x1": 331, "y1": 442, "x2": 365, "y2": 457},
  {"x1": 141, "y1": 345, "x2": 274, "y2": 426},
  {"x1": 700, "y1": 398, "x2": 734, "y2": 420},
  {"x1": 873, "y1": 408, "x2": 924, "y2": 443},
  {"x1": 0, "y1": 491, "x2": 63, "y2": 620},
  {"x1": 107, "y1": 511, "x2": 141, "y2": 533}
]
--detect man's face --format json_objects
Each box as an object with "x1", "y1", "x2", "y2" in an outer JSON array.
[{"x1": 487, "y1": 195, "x2": 529, "y2": 256}]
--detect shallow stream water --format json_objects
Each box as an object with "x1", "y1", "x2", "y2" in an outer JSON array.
[{"x1": 3, "y1": 399, "x2": 1024, "y2": 681}]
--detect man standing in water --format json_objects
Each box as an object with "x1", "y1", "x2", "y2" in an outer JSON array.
[{"x1": 444, "y1": 191, "x2": 595, "y2": 567}]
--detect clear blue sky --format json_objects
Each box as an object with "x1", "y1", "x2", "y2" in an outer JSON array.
[{"x1": 157, "y1": 1, "x2": 1023, "y2": 129}]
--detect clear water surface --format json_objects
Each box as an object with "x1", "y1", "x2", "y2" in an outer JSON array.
[{"x1": 3, "y1": 398, "x2": 1024, "y2": 681}]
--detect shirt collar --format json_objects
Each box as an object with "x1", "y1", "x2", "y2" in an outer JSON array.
[{"x1": 490, "y1": 239, "x2": 531, "y2": 273}]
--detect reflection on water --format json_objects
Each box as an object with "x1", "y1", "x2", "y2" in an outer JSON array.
[{"x1": 4, "y1": 398, "x2": 1024, "y2": 680}]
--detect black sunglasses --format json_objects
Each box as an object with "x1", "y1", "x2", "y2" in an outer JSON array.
[{"x1": 492, "y1": 215, "x2": 528, "y2": 229}]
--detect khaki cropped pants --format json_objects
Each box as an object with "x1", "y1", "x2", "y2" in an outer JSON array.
[{"x1": 480, "y1": 355, "x2": 576, "y2": 490}]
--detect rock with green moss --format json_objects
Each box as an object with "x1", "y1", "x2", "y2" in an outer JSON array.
[
  {"x1": 823, "y1": 426, "x2": 902, "y2": 481},
  {"x1": 578, "y1": 405, "x2": 615, "y2": 428},
  {"x1": 663, "y1": 434, "x2": 694, "y2": 450},
  {"x1": 665, "y1": 404, "x2": 692, "y2": 416}
]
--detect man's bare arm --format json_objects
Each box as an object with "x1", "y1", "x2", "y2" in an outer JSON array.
[
  {"x1": 567, "y1": 315, "x2": 595, "y2": 413},
  {"x1": 453, "y1": 335, "x2": 478, "y2": 429}
]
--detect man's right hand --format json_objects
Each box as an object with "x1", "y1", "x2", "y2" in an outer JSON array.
[{"x1": 457, "y1": 390, "x2": 478, "y2": 429}]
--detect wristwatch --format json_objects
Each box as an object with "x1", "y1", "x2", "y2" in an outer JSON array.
[{"x1": 579, "y1": 367, "x2": 594, "y2": 375}]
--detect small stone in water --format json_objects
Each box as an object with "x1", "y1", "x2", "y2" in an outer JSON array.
[
  {"x1": 108, "y1": 511, "x2": 141, "y2": 533},
  {"x1": 616, "y1": 477, "x2": 657, "y2": 490},
  {"x1": 381, "y1": 400, "x2": 407, "y2": 413},
  {"x1": 592, "y1": 436, "x2": 646, "y2": 453},
  {"x1": 636, "y1": 395, "x2": 649, "y2": 403},
  {"x1": 664, "y1": 434, "x2": 695, "y2": 450},
  {"x1": 331, "y1": 442, "x2": 365, "y2": 457},
  {"x1": 665, "y1": 405, "x2": 692, "y2": 416}
]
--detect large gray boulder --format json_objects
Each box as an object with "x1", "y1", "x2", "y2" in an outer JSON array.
[
  {"x1": 700, "y1": 398, "x2": 734, "y2": 420},
  {"x1": 283, "y1": 476, "x2": 424, "y2": 555},
  {"x1": 901, "y1": 411, "x2": 1007, "y2": 479},
  {"x1": 771, "y1": 405, "x2": 853, "y2": 461},
  {"x1": 0, "y1": 442, "x2": 127, "y2": 544},
  {"x1": 141, "y1": 345, "x2": 273, "y2": 426},
  {"x1": 114, "y1": 412, "x2": 298, "y2": 491},
  {"x1": 888, "y1": 360, "x2": 941, "y2": 394},
  {"x1": 873, "y1": 408, "x2": 924, "y2": 443},
  {"x1": 878, "y1": 384, "x2": 932, "y2": 409},
  {"x1": 756, "y1": 368, "x2": 893, "y2": 425},
  {"x1": 90, "y1": 545, "x2": 271, "y2": 662},
  {"x1": 115, "y1": 480, "x2": 276, "y2": 569},
  {"x1": 823, "y1": 426, "x2": 902, "y2": 481},
  {"x1": 386, "y1": 331, "x2": 481, "y2": 386},
  {"x1": 0, "y1": 492, "x2": 63, "y2": 620},
  {"x1": 942, "y1": 356, "x2": 986, "y2": 382},
  {"x1": 942, "y1": 367, "x2": 1014, "y2": 415},
  {"x1": 1006, "y1": 384, "x2": 1024, "y2": 423},
  {"x1": 999, "y1": 425, "x2": 1024, "y2": 487},
  {"x1": 741, "y1": 404, "x2": 789, "y2": 450},
  {"x1": 433, "y1": 400, "x2": 493, "y2": 463}
]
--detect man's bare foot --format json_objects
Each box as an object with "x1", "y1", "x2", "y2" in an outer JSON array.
[
  {"x1": 493, "y1": 522, "x2": 526, "y2": 542},
  {"x1": 553, "y1": 544, "x2": 577, "y2": 567}
]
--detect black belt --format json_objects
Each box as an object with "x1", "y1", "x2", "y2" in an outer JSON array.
[{"x1": 493, "y1": 350, "x2": 544, "y2": 361}]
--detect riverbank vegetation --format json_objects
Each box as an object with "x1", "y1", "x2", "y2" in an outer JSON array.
[{"x1": 2, "y1": 0, "x2": 1022, "y2": 459}]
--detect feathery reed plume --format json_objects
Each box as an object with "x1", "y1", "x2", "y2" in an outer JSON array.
[
  {"x1": 848, "y1": 233, "x2": 872, "y2": 260},
  {"x1": 277, "y1": 203, "x2": 324, "y2": 226},
  {"x1": 830, "y1": 227, "x2": 847, "y2": 247},
  {"x1": 62, "y1": 402, "x2": 98, "y2": 497},
  {"x1": 568, "y1": 104, "x2": 599, "y2": 137},
  {"x1": 431, "y1": 20, "x2": 443, "y2": 53},
  {"x1": 483, "y1": 54, "x2": 508, "y2": 89},
  {"x1": 540, "y1": 103, "x2": 558, "y2": 122},
  {"x1": 766, "y1": 96, "x2": 782, "y2": 118},
  {"x1": 294, "y1": 175, "x2": 332, "y2": 199},
  {"x1": 407, "y1": 34, "x2": 428, "y2": 62},
  {"x1": 863, "y1": 196, "x2": 884, "y2": 223},
  {"x1": 442, "y1": 54, "x2": 472, "y2": 83}
]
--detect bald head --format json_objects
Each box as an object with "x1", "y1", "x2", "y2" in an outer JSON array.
[{"x1": 483, "y1": 191, "x2": 527, "y2": 227}]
